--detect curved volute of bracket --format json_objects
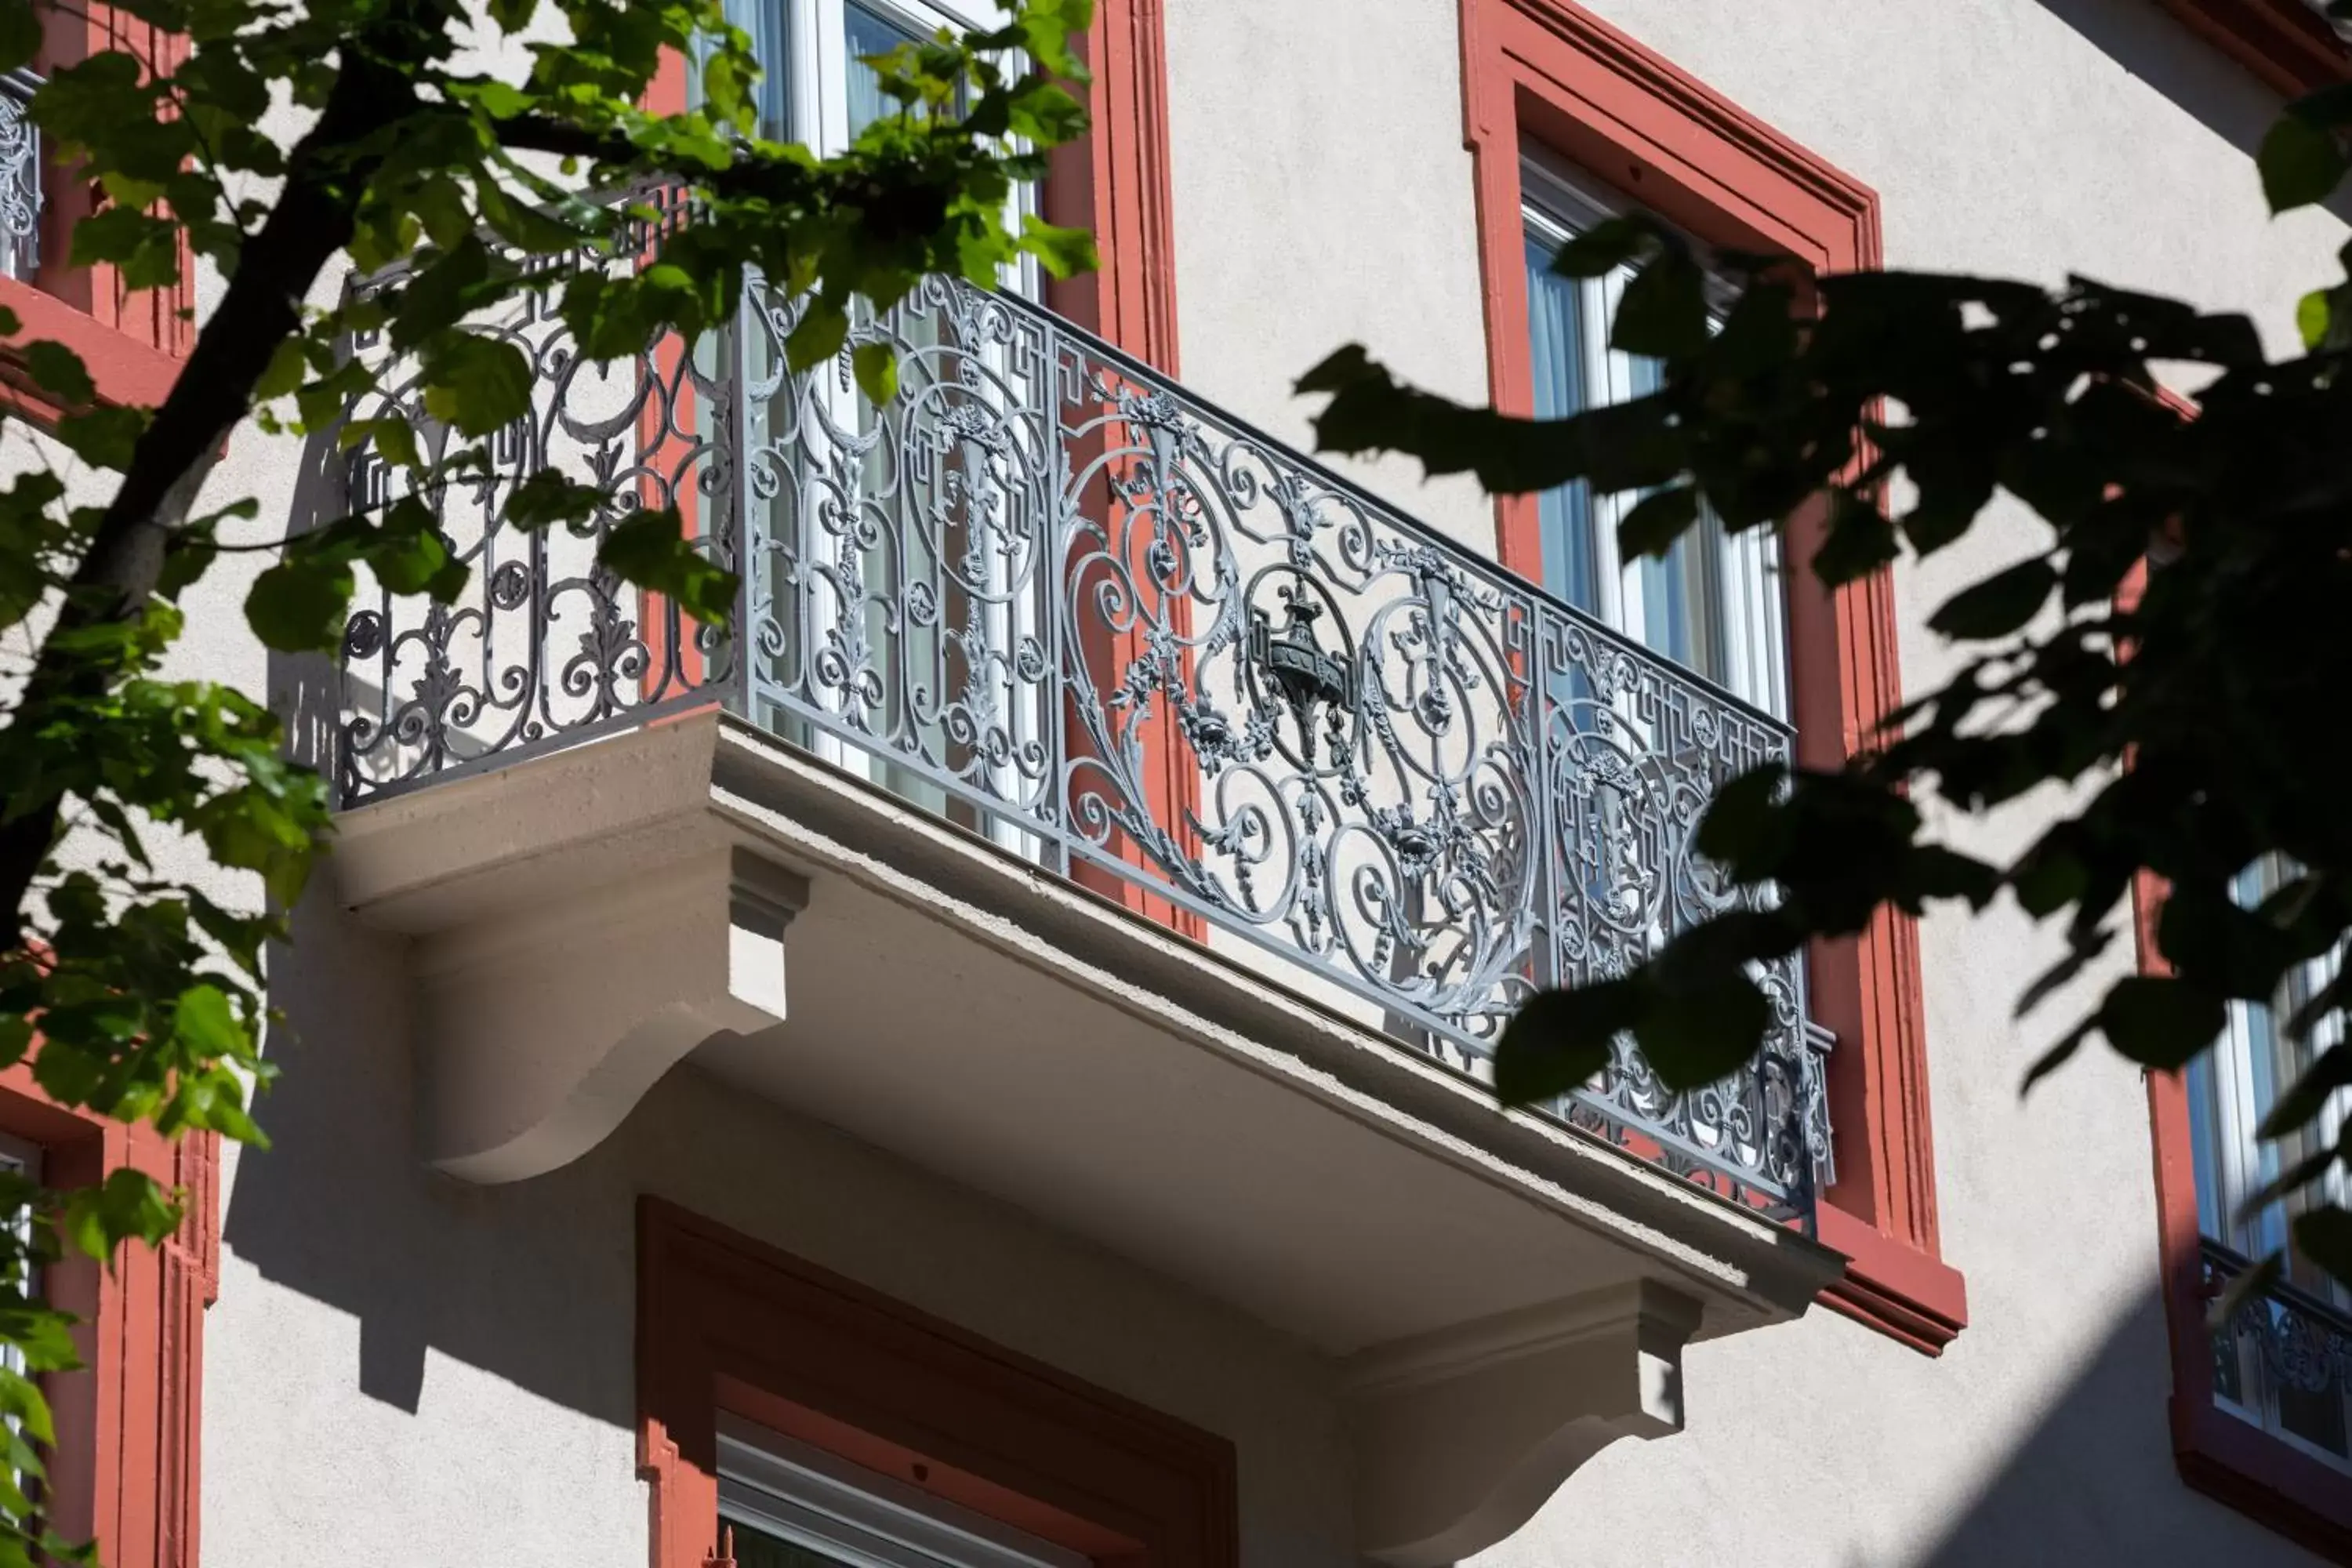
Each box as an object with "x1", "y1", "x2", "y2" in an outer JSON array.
[
  {"x1": 408, "y1": 848, "x2": 808, "y2": 1183},
  {"x1": 1345, "y1": 1281, "x2": 1702, "y2": 1567}
]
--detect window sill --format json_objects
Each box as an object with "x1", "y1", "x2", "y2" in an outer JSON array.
[
  {"x1": 1816, "y1": 1202, "x2": 1969, "y2": 1356},
  {"x1": 0, "y1": 276, "x2": 182, "y2": 415},
  {"x1": 2175, "y1": 1393, "x2": 2352, "y2": 1562}
]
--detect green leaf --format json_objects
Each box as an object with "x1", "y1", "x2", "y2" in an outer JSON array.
[
  {"x1": 2296, "y1": 1207, "x2": 2352, "y2": 1293},
  {"x1": 1494, "y1": 984, "x2": 1639, "y2": 1106},
  {"x1": 784, "y1": 299, "x2": 849, "y2": 372},
  {"x1": 54, "y1": 406, "x2": 147, "y2": 471},
  {"x1": 1927, "y1": 557, "x2": 2056, "y2": 640},
  {"x1": 20, "y1": 342, "x2": 93, "y2": 407},
  {"x1": 245, "y1": 558, "x2": 354, "y2": 652},
  {"x1": 419, "y1": 335, "x2": 533, "y2": 437},
  {"x1": 2259, "y1": 111, "x2": 2349, "y2": 213},
  {"x1": 1610, "y1": 245, "x2": 1709, "y2": 359},
  {"x1": 2259, "y1": 1043, "x2": 2352, "y2": 1141},
  {"x1": 171, "y1": 984, "x2": 243, "y2": 1058},
  {"x1": 503, "y1": 470, "x2": 607, "y2": 532},
  {"x1": 0, "y1": 1, "x2": 38, "y2": 74},
  {"x1": 851, "y1": 341, "x2": 898, "y2": 406},
  {"x1": 2099, "y1": 975, "x2": 2225, "y2": 1071},
  {"x1": 597, "y1": 508, "x2": 739, "y2": 628},
  {"x1": 1616, "y1": 486, "x2": 1699, "y2": 561},
  {"x1": 1019, "y1": 215, "x2": 1096, "y2": 281},
  {"x1": 1634, "y1": 971, "x2": 1771, "y2": 1093},
  {"x1": 59, "y1": 1170, "x2": 178, "y2": 1265},
  {"x1": 2299, "y1": 287, "x2": 2334, "y2": 351},
  {"x1": 1548, "y1": 216, "x2": 1652, "y2": 280}
]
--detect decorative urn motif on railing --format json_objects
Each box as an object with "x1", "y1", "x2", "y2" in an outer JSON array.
[{"x1": 322, "y1": 263, "x2": 1833, "y2": 1218}]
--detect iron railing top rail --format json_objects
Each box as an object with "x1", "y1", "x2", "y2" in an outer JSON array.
[{"x1": 966, "y1": 281, "x2": 1798, "y2": 747}]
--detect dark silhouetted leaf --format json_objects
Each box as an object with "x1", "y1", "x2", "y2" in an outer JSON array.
[{"x1": 1494, "y1": 984, "x2": 1637, "y2": 1106}]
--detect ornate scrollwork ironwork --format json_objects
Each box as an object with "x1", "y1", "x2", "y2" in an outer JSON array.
[
  {"x1": 329, "y1": 259, "x2": 1833, "y2": 1214},
  {"x1": 328, "y1": 190, "x2": 734, "y2": 800},
  {"x1": 2207, "y1": 1241, "x2": 2352, "y2": 1398},
  {"x1": 0, "y1": 69, "x2": 42, "y2": 282}
]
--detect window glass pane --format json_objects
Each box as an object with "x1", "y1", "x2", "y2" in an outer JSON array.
[
  {"x1": 2191, "y1": 854, "x2": 2352, "y2": 1466},
  {"x1": 1519, "y1": 169, "x2": 1788, "y2": 717},
  {"x1": 731, "y1": 1518, "x2": 863, "y2": 1568},
  {"x1": 847, "y1": 3, "x2": 925, "y2": 140},
  {"x1": 1522, "y1": 227, "x2": 1599, "y2": 617}
]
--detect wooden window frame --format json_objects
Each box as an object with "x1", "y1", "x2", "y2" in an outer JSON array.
[
  {"x1": 2157, "y1": 0, "x2": 2352, "y2": 97},
  {"x1": 637, "y1": 1198, "x2": 1239, "y2": 1568},
  {"x1": 1458, "y1": 0, "x2": 1966, "y2": 1352},
  {"x1": 0, "y1": 1065, "x2": 213, "y2": 1568}
]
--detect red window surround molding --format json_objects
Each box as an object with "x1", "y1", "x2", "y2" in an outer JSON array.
[
  {"x1": 2124, "y1": 551, "x2": 2352, "y2": 1563},
  {"x1": 637, "y1": 1198, "x2": 1240, "y2": 1568},
  {"x1": 0, "y1": 1064, "x2": 213, "y2": 1568},
  {"x1": 2139, "y1": 872, "x2": 2352, "y2": 1559},
  {"x1": 4, "y1": 4, "x2": 192, "y2": 416},
  {"x1": 2157, "y1": 0, "x2": 2352, "y2": 97},
  {"x1": 1457, "y1": 0, "x2": 1966, "y2": 1352}
]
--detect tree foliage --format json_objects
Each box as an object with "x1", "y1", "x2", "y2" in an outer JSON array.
[
  {"x1": 1299, "y1": 42, "x2": 2352, "y2": 1316},
  {"x1": 0, "y1": 0, "x2": 1095, "y2": 1558}
]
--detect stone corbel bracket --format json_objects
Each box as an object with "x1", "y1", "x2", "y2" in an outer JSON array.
[
  {"x1": 331, "y1": 715, "x2": 808, "y2": 1184},
  {"x1": 1345, "y1": 1279, "x2": 1704, "y2": 1566}
]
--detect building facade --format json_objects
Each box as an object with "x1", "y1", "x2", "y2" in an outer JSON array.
[{"x1": 5, "y1": 0, "x2": 2352, "y2": 1565}]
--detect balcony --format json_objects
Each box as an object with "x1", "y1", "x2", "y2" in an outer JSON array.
[{"x1": 318, "y1": 262, "x2": 1843, "y2": 1563}]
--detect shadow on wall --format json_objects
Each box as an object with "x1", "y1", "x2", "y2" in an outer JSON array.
[
  {"x1": 2037, "y1": 0, "x2": 2288, "y2": 157},
  {"x1": 1905, "y1": 1289, "x2": 2317, "y2": 1568},
  {"x1": 2040, "y1": 0, "x2": 2352, "y2": 223},
  {"x1": 222, "y1": 894, "x2": 640, "y2": 1426}
]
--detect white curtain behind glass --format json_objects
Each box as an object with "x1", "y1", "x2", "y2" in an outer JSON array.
[
  {"x1": 1519, "y1": 183, "x2": 1790, "y2": 720},
  {"x1": 844, "y1": 2, "x2": 921, "y2": 138}
]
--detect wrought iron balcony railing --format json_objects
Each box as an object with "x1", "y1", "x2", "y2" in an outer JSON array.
[
  {"x1": 0, "y1": 69, "x2": 42, "y2": 282},
  {"x1": 327, "y1": 263, "x2": 1833, "y2": 1216},
  {"x1": 2204, "y1": 1239, "x2": 2352, "y2": 1465}
]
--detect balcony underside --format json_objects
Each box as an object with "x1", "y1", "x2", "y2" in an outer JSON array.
[{"x1": 332, "y1": 706, "x2": 1842, "y2": 1565}]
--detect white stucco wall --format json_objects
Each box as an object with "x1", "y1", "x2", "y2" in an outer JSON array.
[
  {"x1": 1155, "y1": 1, "x2": 2348, "y2": 1564},
  {"x1": 204, "y1": 897, "x2": 1359, "y2": 1568},
  {"x1": 178, "y1": 2, "x2": 2352, "y2": 1567}
]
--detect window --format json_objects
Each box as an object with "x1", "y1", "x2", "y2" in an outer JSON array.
[
  {"x1": 1519, "y1": 150, "x2": 1790, "y2": 717},
  {"x1": 0, "y1": 1077, "x2": 213, "y2": 1568},
  {"x1": 1462, "y1": 0, "x2": 1961, "y2": 1350},
  {"x1": 637, "y1": 1199, "x2": 1237, "y2": 1568},
  {"x1": 0, "y1": 1129, "x2": 38, "y2": 1395},
  {"x1": 725, "y1": 0, "x2": 1002, "y2": 151},
  {"x1": 717, "y1": 1420, "x2": 1093, "y2": 1568},
  {"x1": 2184, "y1": 858, "x2": 2352, "y2": 1468},
  {"x1": 1, "y1": 13, "x2": 188, "y2": 411},
  {"x1": 0, "y1": 68, "x2": 41, "y2": 284}
]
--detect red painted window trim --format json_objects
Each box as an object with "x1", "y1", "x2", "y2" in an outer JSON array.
[
  {"x1": 1458, "y1": 0, "x2": 1965, "y2": 1353},
  {"x1": 1042, "y1": 0, "x2": 1205, "y2": 943},
  {"x1": 0, "y1": 1064, "x2": 212, "y2": 1568},
  {"x1": 2137, "y1": 858, "x2": 2352, "y2": 1555},
  {"x1": 9, "y1": 6, "x2": 196, "y2": 412},
  {"x1": 2158, "y1": 0, "x2": 2352, "y2": 97},
  {"x1": 637, "y1": 1197, "x2": 1239, "y2": 1568}
]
